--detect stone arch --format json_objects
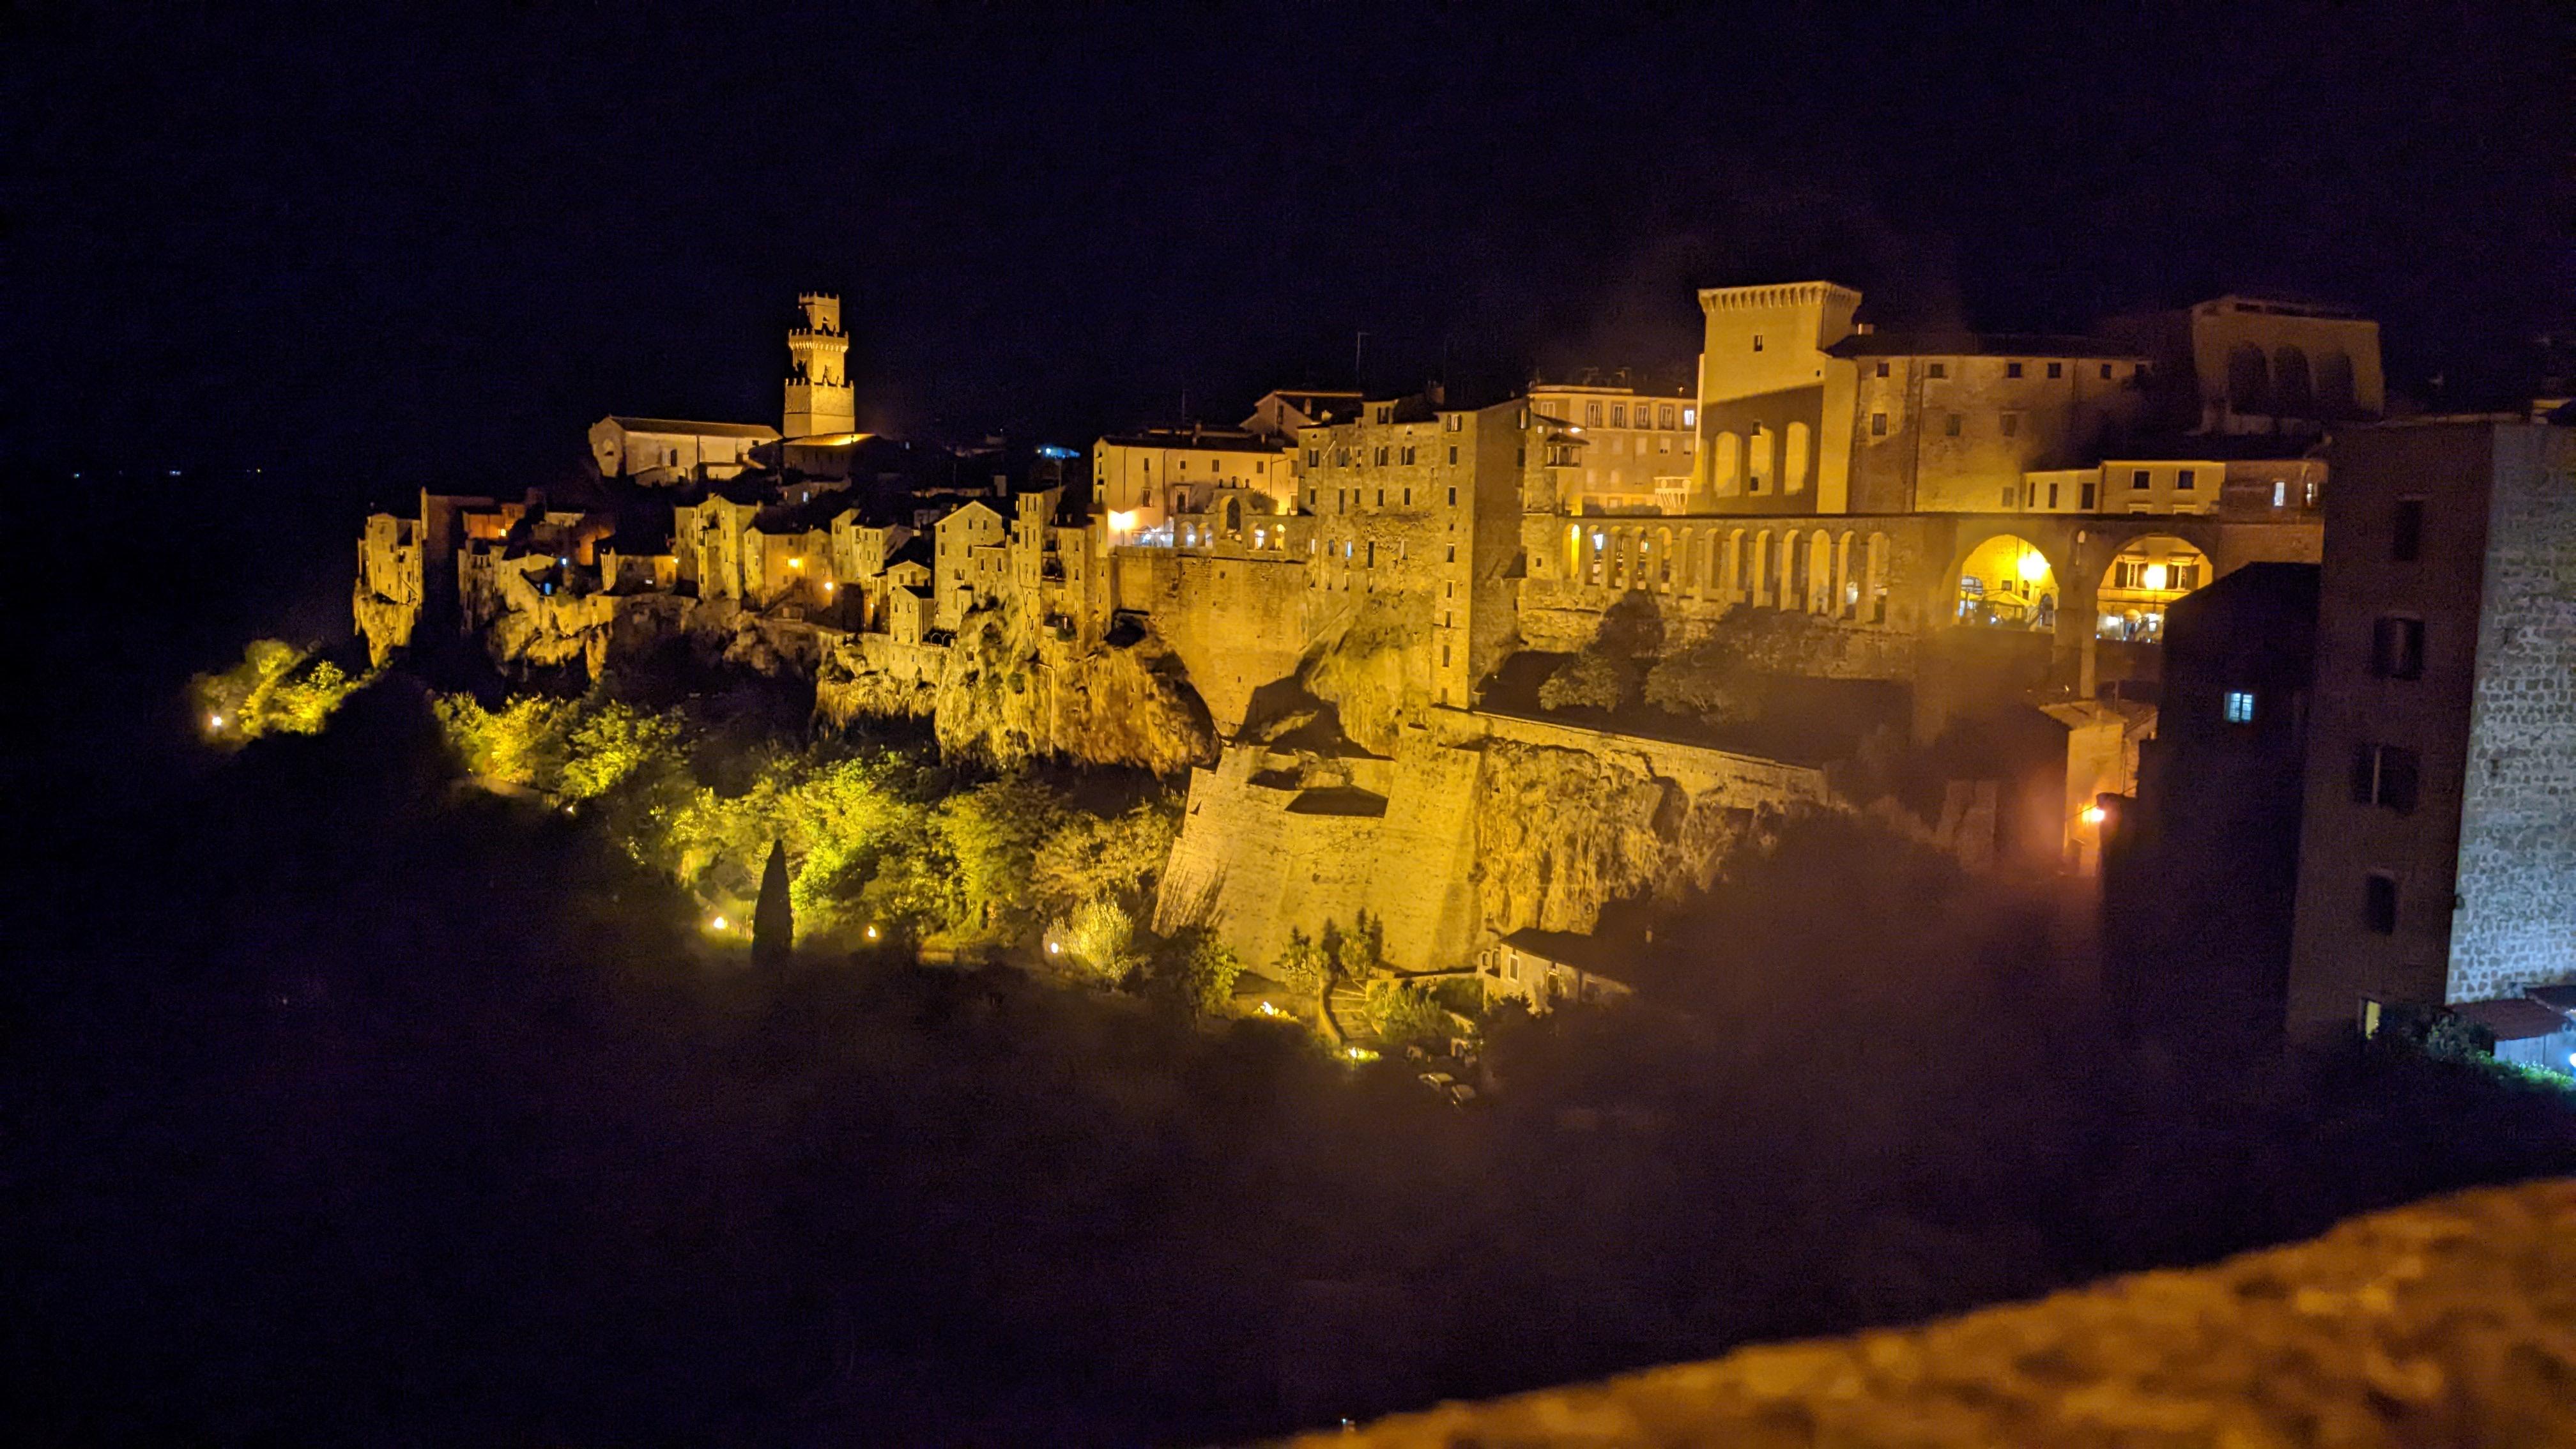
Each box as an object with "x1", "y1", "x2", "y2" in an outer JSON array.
[
  {"x1": 2316, "y1": 349, "x2": 2358, "y2": 418},
  {"x1": 1564, "y1": 522, "x2": 1582, "y2": 579},
  {"x1": 2095, "y1": 532, "x2": 2213, "y2": 643},
  {"x1": 1784, "y1": 420, "x2": 1811, "y2": 494},
  {"x1": 1864, "y1": 531, "x2": 1890, "y2": 623},
  {"x1": 1723, "y1": 528, "x2": 1746, "y2": 601},
  {"x1": 1749, "y1": 427, "x2": 1775, "y2": 493},
  {"x1": 1655, "y1": 526, "x2": 1675, "y2": 588},
  {"x1": 1834, "y1": 530, "x2": 1857, "y2": 618},
  {"x1": 1805, "y1": 530, "x2": 1832, "y2": 613},
  {"x1": 1749, "y1": 530, "x2": 1772, "y2": 606},
  {"x1": 2273, "y1": 345, "x2": 2314, "y2": 417},
  {"x1": 1586, "y1": 525, "x2": 1607, "y2": 586},
  {"x1": 1224, "y1": 496, "x2": 1243, "y2": 535},
  {"x1": 1714, "y1": 432, "x2": 1742, "y2": 495},
  {"x1": 2227, "y1": 343, "x2": 2271, "y2": 414},
  {"x1": 1952, "y1": 532, "x2": 2059, "y2": 631},
  {"x1": 1779, "y1": 527, "x2": 1802, "y2": 609}
]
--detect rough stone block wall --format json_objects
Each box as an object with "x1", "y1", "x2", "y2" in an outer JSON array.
[
  {"x1": 1290, "y1": 1178, "x2": 2576, "y2": 1449},
  {"x1": 1154, "y1": 747, "x2": 1390, "y2": 974},
  {"x1": 1112, "y1": 548, "x2": 1309, "y2": 735},
  {"x1": 2451, "y1": 428, "x2": 2576, "y2": 1000}
]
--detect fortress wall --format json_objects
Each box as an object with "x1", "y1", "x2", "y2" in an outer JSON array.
[
  {"x1": 1365, "y1": 730, "x2": 1487, "y2": 970},
  {"x1": 1154, "y1": 747, "x2": 1391, "y2": 974}
]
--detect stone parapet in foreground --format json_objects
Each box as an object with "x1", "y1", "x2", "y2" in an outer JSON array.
[{"x1": 1281, "y1": 1179, "x2": 2575, "y2": 1447}]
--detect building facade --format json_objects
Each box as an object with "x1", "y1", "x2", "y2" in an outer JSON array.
[{"x1": 2286, "y1": 420, "x2": 2576, "y2": 1044}]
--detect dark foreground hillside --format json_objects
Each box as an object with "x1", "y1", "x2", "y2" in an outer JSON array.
[{"x1": 8, "y1": 680, "x2": 2574, "y2": 1445}]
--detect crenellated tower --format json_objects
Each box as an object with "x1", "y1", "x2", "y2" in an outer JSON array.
[{"x1": 784, "y1": 293, "x2": 856, "y2": 439}]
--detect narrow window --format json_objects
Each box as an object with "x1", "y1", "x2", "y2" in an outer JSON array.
[
  {"x1": 2363, "y1": 872, "x2": 2398, "y2": 934},
  {"x1": 1752, "y1": 335, "x2": 1765, "y2": 352},
  {"x1": 2132, "y1": 468, "x2": 2152, "y2": 490},
  {"x1": 2224, "y1": 689, "x2": 2257, "y2": 724},
  {"x1": 2047, "y1": 482, "x2": 2060, "y2": 509},
  {"x1": 2046, "y1": 362, "x2": 2063, "y2": 379},
  {"x1": 1447, "y1": 445, "x2": 1458, "y2": 465},
  {"x1": 2006, "y1": 362, "x2": 2023, "y2": 379},
  {"x1": 2392, "y1": 498, "x2": 2424, "y2": 562},
  {"x1": 1586, "y1": 403, "x2": 1603, "y2": 426},
  {"x1": 2081, "y1": 482, "x2": 2097, "y2": 510},
  {"x1": 1875, "y1": 361, "x2": 1890, "y2": 378},
  {"x1": 1871, "y1": 412, "x2": 1888, "y2": 436},
  {"x1": 1611, "y1": 404, "x2": 1627, "y2": 426},
  {"x1": 1943, "y1": 414, "x2": 1962, "y2": 438},
  {"x1": 1375, "y1": 489, "x2": 1384, "y2": 507},
  {"x1": 2000, "y1": 412, "x2": 2020, "y2": 437},
  {"x1": 2372, "y1": 616, "x2": 2425, "y2": 679},
  {"x1": 2101, "y1": 363, "x2": 2113, "y2": 379},
  {"x1": 2350, "y1": 744, "x2": 2421, "y2": 813},
  {"x1": 2176, "y1": 468, "x2": 2195, "y2": 491},
  {"x1": 2273, "y1": 480, "x2": 2287, "y2": 509},
  {"x1": 1446, "y1": 486, "x2": 1457, "y2": 506},
  {"x1": 1928, "y1": 362, "x2": 1947, "y2": 379}
]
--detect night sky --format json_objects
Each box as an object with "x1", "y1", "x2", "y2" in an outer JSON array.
[{"x1": 6, "y1": 1, "x2": 2567, "y2": 496}]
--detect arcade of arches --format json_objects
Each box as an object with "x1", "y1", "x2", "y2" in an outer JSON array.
[{"x1": 1559, "y1": 520, "x2": 1892, "y2": 621}]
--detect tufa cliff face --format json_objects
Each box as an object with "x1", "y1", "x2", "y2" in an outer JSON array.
[
  {"x1": 811, "y1": 599, "x2": 1218, "y2": 774},
  {"x1": 1471, "y1": 738, "x2": 1767, "y2": 937},
  {"x1": 1292, "y1": 597, "x2": 1436, "y2": 756}
]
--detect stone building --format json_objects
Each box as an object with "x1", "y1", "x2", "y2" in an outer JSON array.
[
  {"x1": 2286, "y1": 419, "x2": 2576, "y2": 1044},
  {"x1": 1526, "y1": 379, "x2": 1697, "y2": 514},
  {"x1": 2099, "y1": 294, "x2": 2385, "y2": 437},
  {"x1": 1241, "y1": 387, "x2": 1362, "y2": 444},
  {"x1": 1092, "y1": 427, "x2": 1292, "y2": 537},
  {"x1": 932, "y1": 499, "x2": 1007, "y2": 631},
  {"x1": 588, "y1": 417, "x2": 779, "y2": 485}
]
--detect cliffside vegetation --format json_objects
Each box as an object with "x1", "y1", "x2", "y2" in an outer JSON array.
[
  {"x1": 188, "y1": 638, "x2": 374, "y2": 744},
  {"x1": 428, "y1": 687, "x2": 1182, "y2": 963}
]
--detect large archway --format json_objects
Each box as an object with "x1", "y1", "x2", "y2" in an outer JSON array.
[
  {"x1": 1954, "y1": 533, "x2": 2058, "y2": 631},
  {"x1": 2095, "y1": 534, "x2": 2212, "y2": 642}
]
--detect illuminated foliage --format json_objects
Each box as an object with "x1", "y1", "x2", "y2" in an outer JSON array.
[
  {"x1": 1151, "y1": 926, "x2": 1244, "y2": 1015},
  {"x1": 1060, "y1": 898, "x2": 1142, "y2": 984},
  {"x1": 191, "y1": 639, "x2": 372, "y2": 744},
  {"x1": 1537, "y1": 652, "x2": 1630, "y2": 712},
  {"x1": 1032, "y1": 797, "x2": 1180, "y2": 920},
  {"x1": 433, "y1": 694, "x2": 579, "y2": 790}
]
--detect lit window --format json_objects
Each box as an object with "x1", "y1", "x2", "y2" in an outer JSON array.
[
  {"x1": 2273, "y1": 480, "x2": 2287, "y2": 509},
  {"x1": 2223, "y1": 690, "x2": 2256, "y2": 724}
]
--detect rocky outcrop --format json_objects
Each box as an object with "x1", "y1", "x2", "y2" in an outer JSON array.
[
  {"x1": 351, "y1": 583, "x2": 420, "y2": 667},
  {"x1": 1294, "y1": 597, "x2": 1436, "y2": 755},
  {"x1": 1287, "y1": 1177, "x2": 2576, "y2": 1448},
  {"x1": 933, "y1": 603, "x2": 1216, "y2": 772},
  {"x1": 1471, "y1": 738, "x2": 1769, "y2": 937}
]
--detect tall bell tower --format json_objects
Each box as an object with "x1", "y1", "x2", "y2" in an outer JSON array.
[{"x1": 784, "y1": 293, "x2": 855, "y2": 439}]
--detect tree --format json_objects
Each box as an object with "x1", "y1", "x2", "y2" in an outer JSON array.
[
  {"x1": 1537, "y1": 652, "x2": 1630, "y2": 712},
  {"x1": 192, "y1": 639, "x2": 372, "y2": 744},
  {"x1": 1061, "y1": 898, "x2": 1142, "y2": 985},
  {"x1": 753, "y1": 839, "x2": 793, "y2": 967},
  {"x1": 1152, "y1": 926, "x2": 1244, "y2": 1015}
]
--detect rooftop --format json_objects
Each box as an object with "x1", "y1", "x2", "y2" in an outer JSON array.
[
  {"x1": 603, "y1": 416, "x2": 782, "y2": 440},
  {"x1": 1827, "y1": 332, "x2": 2146, "y2": 361}
]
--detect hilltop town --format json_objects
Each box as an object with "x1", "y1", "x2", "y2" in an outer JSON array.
[{"x1": 352, "y1": 286, "x2": 2575, "y2": 1056}]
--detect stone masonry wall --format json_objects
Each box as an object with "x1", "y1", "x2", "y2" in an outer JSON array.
[
  {"x1": 2451, "y1": 426, "x2": 2576, "y2": 1001},
  {"x1": 1289, "y1": 1177, "x2": 2576, "y2": 1448}
]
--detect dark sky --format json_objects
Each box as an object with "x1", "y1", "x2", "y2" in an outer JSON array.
[{"x1": 6, "y1": 1, "x2": 2568, "y2": 496}]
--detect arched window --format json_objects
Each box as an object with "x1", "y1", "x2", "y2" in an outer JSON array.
[
  {"x1": 2273, "y1": 346, "x2": 2314, "y2": 417},
  {"x1": 1565, "y1": 523, "x2": 1582, "y2": 579},
  {"x1": 1714, "y1": 432, "x2": 1742, "y2": 495},
  {"x1": 1750, "y1": 530, "x2": 1772, "y2": 606},
  {"x1": 1224, "y1": 497, "x2": 1243, "y2": 535},
  {"x1": 1655, "y1": 527, "x2": 1675, "y2": 587},
  {"x1": 2226, "y1": 343, "x2": 2271, "y2": 414},
  {"x1": 1724, "y1": 530, "x2": 1745, "y2": 601},
  {"x1": 1781, "y1": 528, "x2": 1803, "y2": 609},
  {"x1": 2315, "y1": 351, "x2": 2358, "y2": 418},
  {"x1": 1749, "y1": 427, "x2": 1775, "y2": 493},
  {"x1": 1865, "y1": 532, "x2": 1890, "y2": 622},
  {"x1": 1784, "y1": 421, "x2": 1811, "y2": 494},
  {"x1": 1834, "y1": 532, "x2": 1857, "y2": 617}
]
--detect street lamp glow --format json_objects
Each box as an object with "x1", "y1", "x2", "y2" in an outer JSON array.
[
  {"x1": 2082, "y1": 804, "x2": 2107, "y2": 825},
  {"x1": 2143, "y1": 562, "x2": 2170, "y2": 591},
  {"x1": 208, "y1": 713, "x2": 224, "y2": 729},
  {"x1": 2017, "y1": 551, "x2": 2049, "y2": 583},
  {"x1": 1108, "y1": 509, "x2": 1138, "y2": 533},
  {"x1": 709, "y1": 914, "x2": 729, "y2": 931},
  {"x1": 864, "y1": 924, "x2": 879, "y2": 941}
]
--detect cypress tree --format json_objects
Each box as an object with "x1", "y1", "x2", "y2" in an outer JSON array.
[{"x1": 753, "y1": 839, "x2": 793, "y2": 967}]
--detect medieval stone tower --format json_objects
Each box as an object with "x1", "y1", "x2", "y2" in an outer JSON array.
[{"x1": 784, "y1": 293, "x2": 855, "y2": 439}]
